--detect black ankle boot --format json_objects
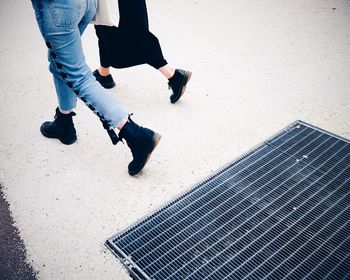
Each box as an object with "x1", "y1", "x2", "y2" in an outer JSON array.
[
  {"x1": 119, "y1": 116, "x2": 161, "y2": 176},
  {"x1": 168, "y1": 69, "x2": 192, "y2": 104},
  {"x1": 40, "y1": 107, "x2": 77, "y2": 145},
  {"x1": 93, "y1": 69, "x2": 116, "y2": 89}
]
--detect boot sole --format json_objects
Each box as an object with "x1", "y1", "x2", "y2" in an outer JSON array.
[
  {"x1": 129, "y1": 133, "x2": 161, "y2": 176},
  {"x1": 100, "y1": 81, "x2": 116, "y2": 89},
  {"x1": 171, "y1": 71, "x2": 192, "y2": 104}
]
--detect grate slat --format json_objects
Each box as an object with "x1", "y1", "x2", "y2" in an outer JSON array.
[{"x1": 106, "y1": 121, "x2": 350, "y2": 280}]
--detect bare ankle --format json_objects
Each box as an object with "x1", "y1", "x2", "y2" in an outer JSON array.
[
  {"x1": 99, "y1": 66, "x2": 111, "y2": 77},
  {"x1": 159, "y1": 64, "x2": 175, "y2": 79},
  {"x1": 59, "y1": 109, "x2": 73, "y2": 114},
  {"x1": 117, "y1": 116, "x2": 129, "y2": 130}
]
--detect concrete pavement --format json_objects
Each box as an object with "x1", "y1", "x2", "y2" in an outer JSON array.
[{"x1": 1, "y1": 0, "x2": 349, "y2": 279}]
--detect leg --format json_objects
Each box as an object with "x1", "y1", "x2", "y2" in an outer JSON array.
[
  {"x1": 46, "y1": 9, "x2": 91, "y2": 114},
  {"x1": 32, "y1": 0, "x2": 160, "y2": 175},
  {"x1": 93, "y1": 25, "x2": 116, "y2": 88},
  {"x1": 32, "y1": 0, "x2": 127, "y2": 129},
  {"x1": 145, "y1": 33, "x2": 192, "y2": 104},
  {"x1": 49, "y1": 55, "x2": 77, "y2": 112}
]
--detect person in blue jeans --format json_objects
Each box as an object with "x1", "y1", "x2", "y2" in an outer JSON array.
[{"x1": 31, "y1": 0, "x2": 161, "y2": 176}]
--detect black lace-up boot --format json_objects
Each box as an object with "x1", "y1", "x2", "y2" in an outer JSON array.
[
  {"x1": 40, "y1": 107, "x2": 77, "y2": 145},
  {"x1": 168, "y1": 69, "x2": 192, "y2": 103},
  {"x1": 119, "y1": 116, "x2": 161, "y2": 176}
]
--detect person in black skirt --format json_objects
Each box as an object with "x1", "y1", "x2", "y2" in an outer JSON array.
[{"x1": 93, "y1": 0, "x2": 192, "y2": 104}]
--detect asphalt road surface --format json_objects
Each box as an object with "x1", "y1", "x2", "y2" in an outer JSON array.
[{"x1": 0, "y1": 184, "x2": 37, "y2": 280}]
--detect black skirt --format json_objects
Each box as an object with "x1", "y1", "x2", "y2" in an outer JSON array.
[{"x1": 94, "y1": 0, "x2": 167, "y2": 69}]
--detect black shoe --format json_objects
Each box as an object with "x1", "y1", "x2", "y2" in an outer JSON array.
[
  {"x1": 119, "y1": 116, "x2": 161, "y2": 176},
  {"x1": 168, "y1": 69, "x2": 192, "y2": 104},
  {"x1": 40, "y1": 108, "x2": 77, "y2": 145},
  {"x1": 93, "y1": 69, "x2": 116, "y2": 89}
]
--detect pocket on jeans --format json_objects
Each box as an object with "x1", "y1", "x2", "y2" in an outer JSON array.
[{"x1": 48, "y1": 0, "x2": 84, "y2": 28}]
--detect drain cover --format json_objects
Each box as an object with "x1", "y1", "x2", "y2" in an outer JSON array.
[{"x1": 107, "y1": 121, "x2": 350, "y2": 280}]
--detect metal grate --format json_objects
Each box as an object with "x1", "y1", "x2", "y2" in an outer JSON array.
[{"x1": 107, "y1": 120, "x2": 350, "y2": 280}]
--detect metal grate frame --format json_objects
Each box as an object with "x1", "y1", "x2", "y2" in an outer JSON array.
[{"x1": 106, "y1": 120, "x2": 350, "y2": 280}]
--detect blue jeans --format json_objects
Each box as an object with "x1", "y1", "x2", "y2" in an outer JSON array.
[{"x1": 31, "y1": 0, "x2": 127, "y2": 130}]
